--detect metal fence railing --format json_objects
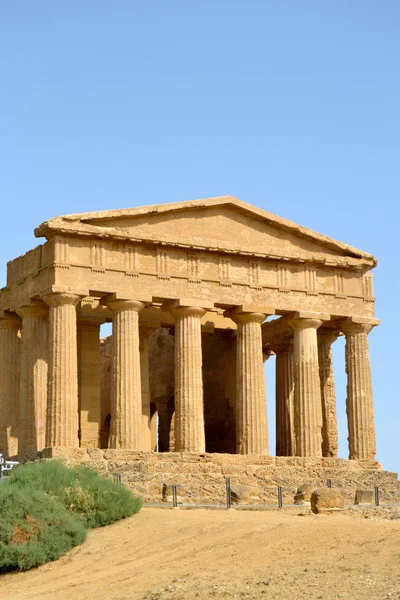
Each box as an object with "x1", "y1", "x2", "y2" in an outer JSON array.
[
  {"x1": 156, "y1": 480, "x2": 393, "y2": 509},
  {"x1": 0, "y1": 454, "x2": 19, "y2": 480},
  {"x1": 108, "y1": 473, "x2": 399, "y2": 510}
]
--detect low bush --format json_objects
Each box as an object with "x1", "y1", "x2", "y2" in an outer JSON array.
[
  {"x1": 4, "y1": 460, "x2": 143, "y2": 527},
  {"x1": 0, "y1": 460, "x2": 142, "y2": 571},
  {"x1": 0, "y1": 485, "x2": 87, "y2": 571}
]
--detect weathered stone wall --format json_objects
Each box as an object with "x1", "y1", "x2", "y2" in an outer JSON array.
[{"x1": 42, "y1": 448, "x2": 400, "y2": 506}]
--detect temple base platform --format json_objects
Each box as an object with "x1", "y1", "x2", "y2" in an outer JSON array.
[{"x1": 37, "y1": 448, "x2": 400, "y2": 506}]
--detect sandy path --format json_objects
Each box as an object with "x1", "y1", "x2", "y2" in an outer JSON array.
[{"x1": 1, "y1": 507, "x2": 400, "y2": 600}]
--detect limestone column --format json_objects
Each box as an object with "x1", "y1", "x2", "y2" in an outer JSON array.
[
  {"x1": 318, "y1": 329, "x2": 339, "y2": 458},
  {"x1": 341, "y1": 318, "x2": 377, "y2": 460},
  {"x1": 16, "y1": 304, "x2": 49, "y2": 458},
  {"x1": 273, "y1": 340, "x2": 295, "y2": 456},
  {"x1": 106, "y1": 298, "x2": 144, "y2": 450},
  {"x1": 139, "y1": 326, "x2": 157, "y2": 451},
  {"x1": 170, "y1": 305, "x2": 207, "y2": 453},
  {"x1": 78, "y1": 319, "x2": 103, "y2": 448},
  {"x1": 43, "y1": 292, "x2": 81, "y2": 448},
  {"x1": 227, "y1": 307, "x2": 269, "y2": 455},
  {"x1": 0, "y1": 312, "x2": 21, "y2": 457},
  {"x1": 288, "y1": 312, "x2": 328, "y2": 457}
]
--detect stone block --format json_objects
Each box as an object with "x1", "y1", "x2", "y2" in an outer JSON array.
[
  {"x1": 103, "y1": 449, "x2": 117, "y2": 460},
  {"x1": 162, "y1": 483, "x2": 184, "y2": 504},
  {"x1": 245, "y1": 465, "x2": 258, "y2": 476},
  {"x1": 178, "y1": 452, "x2": 203, "y2": 463},
  {"x1": 148, "y1": 482, "x2": 164, "y2": 496},
  {"x1": 230, "y1": 484, "x2": 261, "y2": 504},
  {"x1": 355, "y1": 489, "x2": 374, "y2": 505},
  {"x1": 250, "y1": 455, "x2": 276, "y2": 466},
  {"x1": 219, "y1": 454, "x2": 248, "y2": 466},
  {"x1": 87, "y1": 449, "x2": 105, "y2": 460},
  {"x1": 186, "y1": 462, "x2": 221, "y2": 474},
  {"x1": 103, "y1": 450, "x2": 144, "y2": 461},
  {"x1": 248, "y1": 466, "x2": 274, "y2": 479},
  {"x1": 109, "y1": 460, "x2": 144, "y2": 473},
  {"x1": 302, "y1": 458, "x2": 323, "y2": 468},
  {"x1": 42, "y1": 447, "x2": 88, "y2": 460},
  {"x1": 294, "y1": 483, "x2": 315, "y2": 505},
  {"x1": 221, "y1": 464, "x2": 246, "y2": 476},
  {"x1": 275, "y1": 457, "x2": 303, "y2": 467},
  {"x1": 311, "y1": 489, "x2": 345, "y2": 513},
  {"x1": 145, "y1": 460, "x2": 180, "y2": 473},
  {"x1": 320, "y1": 458, "x2": 338, "y2": 468},
  {"x1": 356, "y1": 460, "x2": 381, "y2": 470}
]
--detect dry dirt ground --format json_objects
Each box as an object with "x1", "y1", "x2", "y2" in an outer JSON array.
[{"x1": 1, "y1": 507, "x2": 400, "y2": 600}]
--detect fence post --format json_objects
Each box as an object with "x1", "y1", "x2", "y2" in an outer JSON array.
[
  {"x1": 225, "y1": 477, "x2": 232, "y2": 509},
  {"x1": 278, "y1": 486, "x2": 283, "y2": 509},
  {"x1": 327, "y1": 479, "x2": 332, "y2": 488},
  {"x1": 172, "y1": 485, "x2": 178, "y2": 508},
  {"x1": 374, "y1": 486, "x2": 380, "y2": 507}
]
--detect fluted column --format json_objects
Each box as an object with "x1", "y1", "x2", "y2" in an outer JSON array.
[
  {"x1": 273, "y1": 340, "x2": 295, "y2": 456},
  {"x1": 43, "y1": 293, "x2": 80, "y2": 448},
  {"x1": 139, "y1": 326, "x2": 157, "y2": 451},
  {"x1": 106, "y1": 298, "x2": 144, "y2": 450},
  {"x1": 228, "y1": 308, "x2": 269, "y2": 455},
  {"x1": 16, "y1": 304, "x2": 48, "y2": 458},
  {"x1": 170, "y1": 305, "x2": 206, "y2": 453},
  {"x1": 318, "y1": 329, "x2": 339, "y2": 458},
  {"x1": 341, "y1": 318, "x2": 377, "y2": 460},
  {"x1": 0, "y1": 312, "x2": 21, "y2": 457},
  {"x1": 288, "y1": 312, "x2": 327, "y2": 457}
]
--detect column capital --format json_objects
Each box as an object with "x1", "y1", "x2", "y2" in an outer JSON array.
[
  {"x1": 269, "y1": 337, "x2": 294, "y2": 354},
  {"x1": 171, "y1": 306, "x2": 207, "y2": 319},
  {"x1": 317, "y1": 327, "x2": 341, "y2": 345},
  {"x1": 106, "y1": 297, "x2": 145, "y2": 313},
  {"x1": 288, "y1": 311, "x2": 329, "y2": 331},
  {"x1": 262, "y1": 347, "x2": 273, "y2": 362},
  {"x1": 16, "y1": 302, "x2": 49, "y2": 319},
  {"x1": 163, "y1": 298, "x2": 213, "y2": 317},
  {"x1": 340, "y1": 317, "x2": 379, "y2": 336},
  {"x1": 0, "y1": 310, "x2": 21, "y2": 330},
  {"x1": 225, "y1": 305, "x2": 274, "y2": 325},
  {"x1": 43, "y1": 292, "x2": 82, "y2": 308}
]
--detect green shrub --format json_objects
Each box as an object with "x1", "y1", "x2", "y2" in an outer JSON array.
[
  {"x1": 5, "y1": 460, "x2": 143, "y2": 527},
  {"x1": 0, "y1": 485, "x2": 87, "y2": 571},
  {"x1": 0, "y1": 460, "x2": 142, "y2": 571}
]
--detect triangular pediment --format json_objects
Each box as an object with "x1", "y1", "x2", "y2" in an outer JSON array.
[{"x1": 34, "y1": 196, "x2": 376, "y2": 267}]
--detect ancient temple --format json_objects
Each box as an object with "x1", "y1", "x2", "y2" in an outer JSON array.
[{"x1": 0, "y1": 196, "x2": 379, "y2": 463}]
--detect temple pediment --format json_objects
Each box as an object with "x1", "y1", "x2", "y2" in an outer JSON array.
[{"x1": 35, "y1": 196, "x2": 376, "y2": 267}]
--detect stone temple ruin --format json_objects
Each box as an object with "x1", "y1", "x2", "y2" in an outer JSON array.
[{"x1": 0, "y1": 196, "x2": 396, "y2": 503}]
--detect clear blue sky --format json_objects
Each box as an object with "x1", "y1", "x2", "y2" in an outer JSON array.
[{"x1": 1, "y1": 2, "x2": 399, "y2": 472}]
